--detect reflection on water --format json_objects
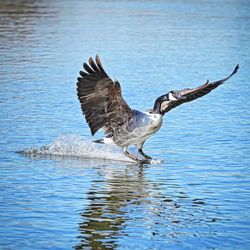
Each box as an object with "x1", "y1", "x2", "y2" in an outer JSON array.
[
  {"x1": 76, "y1": 166, "x2": 145, "y2": 249},
  {"x1": 73, "y1": 163, "x2": 219, "y2": 249}
]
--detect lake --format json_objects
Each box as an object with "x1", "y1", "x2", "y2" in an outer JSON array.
[{"x1": 0, "y1": 0, "x2": 250, "y2": 249}]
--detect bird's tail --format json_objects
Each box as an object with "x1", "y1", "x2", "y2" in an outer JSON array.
[{"x1": 93, "y1": 139, "x2": 104, "y2": 144}]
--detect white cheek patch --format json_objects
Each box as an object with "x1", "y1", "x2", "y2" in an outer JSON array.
[
  {"x1": 160, "y1": 101, "x2": 170, "y2": 112},
  {"x1": 168, "y1": 93, "x2": 178, "y2": 101}
]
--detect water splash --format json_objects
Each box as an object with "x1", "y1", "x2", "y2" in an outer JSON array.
[
  {"x1": 19, "y1": 135, "x2": 163, "y2": 164},
  {"x1": 19, "y1": 135, "x2": 134, "y2": 162}
]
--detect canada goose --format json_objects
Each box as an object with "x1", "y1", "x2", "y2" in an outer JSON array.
[{"x1": 77, "y1": 55, "x2": 239, "y2": 164}]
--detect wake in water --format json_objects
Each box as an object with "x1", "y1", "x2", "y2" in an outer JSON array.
[{"x1": 19, "y1": 135, "x2": 162, "y2": 164}]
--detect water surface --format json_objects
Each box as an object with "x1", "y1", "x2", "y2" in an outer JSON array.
[{"x1": 1, "y1": 0, "x2": 250, "y2": 249}]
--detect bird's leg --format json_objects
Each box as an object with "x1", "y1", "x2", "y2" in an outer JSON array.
[
  {"x1": 138, "y1": 148, "x2": 152, "y2": 160},
  {"x1": 123, "y1": 147, "x2": 150, "y2": 164}
]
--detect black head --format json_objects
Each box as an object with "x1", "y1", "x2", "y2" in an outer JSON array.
[{"x1": 153, "y1": 91, "x2": 186, "y2": 115}]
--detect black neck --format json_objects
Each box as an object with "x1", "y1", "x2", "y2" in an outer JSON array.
[{"x1": 152, "y1": 95, "x2": 166, "y2": 114}]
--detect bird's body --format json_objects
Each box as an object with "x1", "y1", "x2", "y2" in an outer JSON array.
[
  {"x1": 76, "y1": 55, "x2": 239, "y2": 164},
  {"x1": 112, "y1": 110, "x2": 163, "y2": 148}
]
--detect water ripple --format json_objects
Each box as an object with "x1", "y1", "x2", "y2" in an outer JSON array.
[{"x1": 1, "y1": 0, "x2": 250, "y2": 249}]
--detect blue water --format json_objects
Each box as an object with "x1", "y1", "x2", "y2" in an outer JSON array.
[{"x1": 1, "y1": 0, "x2": 250, "y2": 249}]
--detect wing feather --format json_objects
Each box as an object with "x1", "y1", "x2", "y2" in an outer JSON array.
[
  {"x1": 77, "y1": 55, "x2": 132, "y2": 135},
  {"x1": 88, "y1": 57, "x2": 99, "y2": 72},
  {"x1": 162, "y1": 64, "x2": 239, "y2": 114}
]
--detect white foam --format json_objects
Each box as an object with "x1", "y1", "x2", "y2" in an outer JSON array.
[
  {"x1": 20, "y1": 135, "x2": 132, "y2": 162},
  {"x1": 150, "y1": 159, "x2": 164, "y2": 164},
  {"x1": 20, "y1": 135, "x2": 163, "y2": 164}
]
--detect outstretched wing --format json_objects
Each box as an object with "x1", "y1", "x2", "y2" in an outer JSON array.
[
  {"x1": 162, "y1": 64, "x2": 239, "y2": 114},
  {"x1": 77, "y1": 55, "x2": 132, "y2": 135}
]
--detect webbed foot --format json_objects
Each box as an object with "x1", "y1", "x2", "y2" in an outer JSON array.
[
  {"x1": 123, "y1": 148, "x2": 151, "y2": 165},
  {"x1": 138, "y1": 158, "x2": 151, "y2": 165}
]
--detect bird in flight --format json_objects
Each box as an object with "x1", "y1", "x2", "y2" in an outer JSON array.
[{"x1": 77, "y1": 55, "x2": 239, "y2": 164}]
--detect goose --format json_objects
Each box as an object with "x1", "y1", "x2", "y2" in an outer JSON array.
[{"x1": 76, "y1": 55, "x2": 239, "y2": 164}]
